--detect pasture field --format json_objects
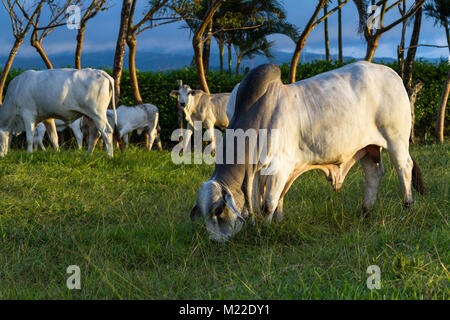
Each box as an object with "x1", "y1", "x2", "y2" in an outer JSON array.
[{"x1": 0, "y1": 142, "x2": 448, "y2": 300}]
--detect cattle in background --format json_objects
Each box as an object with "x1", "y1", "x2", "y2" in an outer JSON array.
[
  {"x1": 0, "y1": 68, "x2": 122, "y2": 157},
  {"x1": 190, "y1": 62, "x2": 426, "y2": 242},
  {"x1": 106, "y1": 104, "x2": 162, "y2": 152},
  {"x1": 170, "y1": 85, "x2": 230, "y2": 153}
]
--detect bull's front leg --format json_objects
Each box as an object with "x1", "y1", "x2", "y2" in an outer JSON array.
[
  {"x1": 205, "y1": 120, "x2": 216, "y2": 155},
  {"x1": 182, "y1": 122, "x2": 194, "y2": 153},
  {"x1": 261, "y1": 166, "x2": 292, "y2": 223}
]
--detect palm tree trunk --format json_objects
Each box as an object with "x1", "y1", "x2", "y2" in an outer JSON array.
[
  {"x1": 403, "y1": 7, "x2": 422, "y2": 144},
  {"x1": 228, "y1": 42, "x2": 232, "y2": 76},
  {"x1": 435, "y1": 70, "x2": 449, "y2": 144},
  {"x1": 235, "y1": 49, "x2": 242, "y2": 77},
  {"x1": 127, "y1": 37, "x2": 143, "y2": 105},
  {"x1": 202, "y1": 20, "x2": 213, "y2": 75},
  {"x1": 338, "y1": 0, "x2": 343, "y2": 63},
  {"x1": 324, "y1": 4, "x2": 330, "y2": 62},
  {"x1": 0, "y1": 39, "x2": 23, "y2": 104},
  {"x1": 75, "y1": 23, "x2": 87, "y2": 69},
  {"x1": 113, "y1": 0, "x2": 131, "y2": 104}
]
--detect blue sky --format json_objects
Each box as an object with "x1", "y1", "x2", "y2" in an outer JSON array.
[{"x1": 0, "y1": 0, "x2": 448, "y2": 60}]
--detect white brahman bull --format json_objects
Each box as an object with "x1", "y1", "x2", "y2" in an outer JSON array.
[
  {"x1": 190, "y1": 62, "x2": 426, "y2": 242},
  {"x1": 170, "y1": 85, "x2": 230, "y2": 153},
  {"x1": 0, "y1": 68, "x2": 122, "y2": 157},
  {"x1": 106, "y1": 104, "x2": 162, "y2": 152}
]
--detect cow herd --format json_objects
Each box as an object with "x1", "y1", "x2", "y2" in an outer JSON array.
[{"x1": 0, "y1": 62, "x2": 426, "y2": 242}]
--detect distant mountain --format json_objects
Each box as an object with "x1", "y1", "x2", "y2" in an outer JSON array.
[{"x1": 0, "y1": 49, "x2": 442, "y2": 72}]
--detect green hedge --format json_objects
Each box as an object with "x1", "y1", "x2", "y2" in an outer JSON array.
[{"x1": 2, "y1": 59, "x2": 448, "y2": 145}]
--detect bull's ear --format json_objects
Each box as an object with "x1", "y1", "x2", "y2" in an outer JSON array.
[
  {"x1": 170, "y1": 90, "x2": 179, "y2": 98},
  {"x1": 223, "y1": 190, "x2": 245, "y2": 223},
  {"x1": 190, "y1": 204, "x2": 201, "y2": 222}
]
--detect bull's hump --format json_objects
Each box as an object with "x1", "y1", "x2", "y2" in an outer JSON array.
[{"x1": 235, "y1": 64, "x2": 281, "y2": 116}]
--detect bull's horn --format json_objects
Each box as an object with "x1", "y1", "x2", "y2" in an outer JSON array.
[{"x1": 223, "y1": 191, "x2": 245, "y2": 223}]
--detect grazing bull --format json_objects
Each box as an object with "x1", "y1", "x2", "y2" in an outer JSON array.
[
  {"x1": 106, "y1": 104, "x2": 162, "y2": 152},
  {"x1": 190, "y1": 62, "x2": 426, "y2": 242},
  {"x1": 170, "y1": 85, "x2": 230, "y2": 153},
  {"x1": 0, "y1": 68, "x2": 121, "y2": 157}
]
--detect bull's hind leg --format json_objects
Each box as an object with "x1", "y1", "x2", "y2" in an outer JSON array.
[
  {"x1": 86, "y1": 117, "x2": 101, "y2": 155},
  {"x1": 386, "y1": 141, "x2": 414, "y2": 207},
  {"x1": 95, "y1": 118, "x2": 114, "y2": 157},
  {"x1": 360, "y1": 154, "x2": 384, "y2": 215},
  {"x1": 43, "y1": 119, "x2": 59, "y2": 151}
]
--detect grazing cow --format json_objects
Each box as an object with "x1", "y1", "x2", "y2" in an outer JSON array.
[
  {"x1": 170, "y1": 85, "x2": 230, "y2": 152},
  {"x1": 106, "y1": 104, "x2": 162, "y2": 152},
  {"x1": 0, "y1": 68, "x2": 121, "y2": 157},
  {"x1": 190, "y1": 62, "x2": 426, "y2": 242}
]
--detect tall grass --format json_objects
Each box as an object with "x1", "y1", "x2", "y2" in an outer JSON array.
[{"x1": 0, "y1": 142, "x2": 448, "y2": 299}]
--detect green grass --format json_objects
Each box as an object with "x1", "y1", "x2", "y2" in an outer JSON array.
[{"x1": 0, "y1": 142, "x2": 448, "y2": 300}]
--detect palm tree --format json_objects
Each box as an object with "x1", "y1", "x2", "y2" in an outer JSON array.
[
  {"x1": 424, "y1": 0, "x2": 450, "y2": 143},
  {"x1": 232, "y1": 30, "x2": 274, "y2": 76}
]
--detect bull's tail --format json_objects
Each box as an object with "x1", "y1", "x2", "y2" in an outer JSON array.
[
  {"x1": 100, "y1": 70, "x2": 125, "y2": 153},
  {"x1": 412, "y1": 158, "x2": 426, "y2": 195}
]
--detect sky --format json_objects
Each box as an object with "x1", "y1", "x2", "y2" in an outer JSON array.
[{"x1": 0, "y1": 0, "x2": 448, "y2": 61}]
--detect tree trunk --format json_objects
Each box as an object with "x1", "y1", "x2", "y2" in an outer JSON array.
[
  {"x1": 0, "y1": 39, "x2": 23, "y2": 104},
  {"x1": 235, "y1": 49, "x2": 242, "y2": 77},
  {"x1": 435, "y1": 70, "x2": 450, "y2": 144},
  {"x1": 289, "y1": 0, "x2": 326, "y2": 83},
  {"x1": 338, "y1": 0, "x2": 343, "y2": 63},
  {"x1": 409, "y1": 81, "x2": 424, "y2": 144},
  {"x1": 75, "y1": 23, "x2": 86, "y2": 69},
  {"x1": 324, "y1": 4, "x2": 330, "y2": 62},
  {"x1": 397, "y1": 1, "x2": 407, "y2": 79},
  {"x1": 112, "y1": 0, "x2": 131, "y2": 104},
  {"x1": 202, "y1": 20, "x2": 213, "y2": 75},
  {"x1": 194, "y1": 41, "x2": 209, "y2": 94},
  {"x1": 227, "y1": 42, "x2": 232, "y2": 76},
  {"x1": 127, "y1": 37, "x2": 143, "y2": 105},
  {"x1": 31, "y1": 40, "x2": 53, "y2": 69},
  {"x1": 218, "y1": 33, "x2": 224, "y2": 74},
  {"x1": 404, "y1": 7, "x2": 422, "y2": 92},
  {"x1": 364, "y1": 33, "x2": 381, "y2": 62}
]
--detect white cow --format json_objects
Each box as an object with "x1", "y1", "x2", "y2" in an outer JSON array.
[
  {"x1": 106, "y1": 104, "x2": 162, "y2": 152},
  {"x1": 190, "y1": 62, "x2": 426, "y2": 242},
  {"x1": 170, "y1": 85, "x2": 230, "y2": 153},
  {"x1": 0, "y1": 68, "x2": 119, "y2": 157}
]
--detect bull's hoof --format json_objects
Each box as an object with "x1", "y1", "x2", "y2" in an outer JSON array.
[
  {"x1": 273, "y1": 210, "x2": 284, "y2": 222},
  {"x1": 360, "y1": 206, "x2": 371, "y2": 218},
  {"x1": 403, "y1": 201, "x2": 414, "y2": 209}
]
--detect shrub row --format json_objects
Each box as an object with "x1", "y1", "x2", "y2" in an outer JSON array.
[{"x1": 2, "y1": 59, "x2": 448, "y2": 146}]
